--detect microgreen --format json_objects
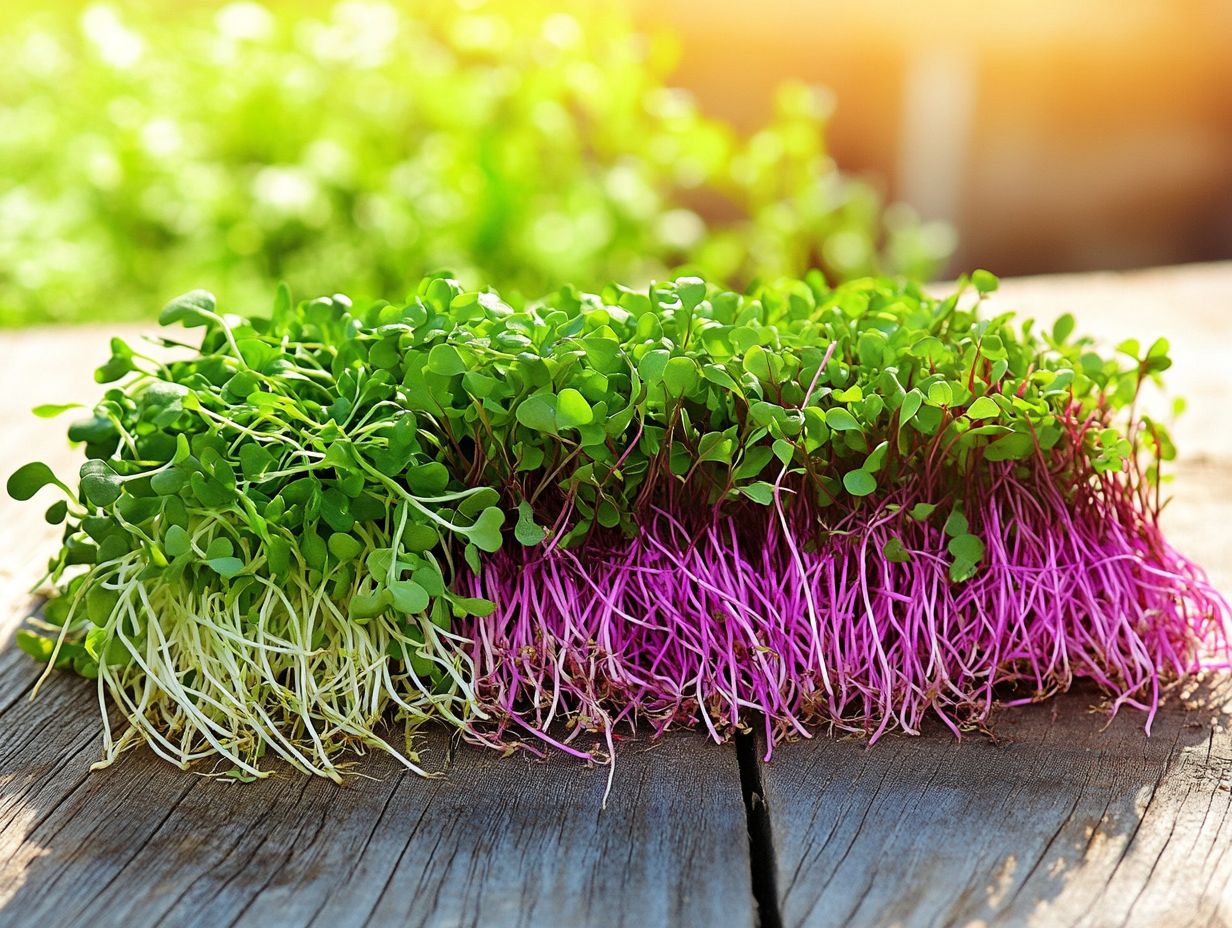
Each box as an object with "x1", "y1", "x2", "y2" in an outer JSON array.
[{"x1": 10, "y1": 269, "x2": 1228, "y2": 779}]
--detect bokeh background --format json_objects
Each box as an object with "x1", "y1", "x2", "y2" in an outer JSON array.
[{"x1": 2, "y1": 0, "x2": 1230, "y2": 325}]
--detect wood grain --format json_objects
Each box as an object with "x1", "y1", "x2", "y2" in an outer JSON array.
[
  {"x1": 0, "y1": 656, "x2": 754, "y2": 928},
  {"x1": 757, "y1": 687, "x2": 1232, "y2": 928}
]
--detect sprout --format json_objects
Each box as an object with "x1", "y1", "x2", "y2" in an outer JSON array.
[{"x1": 10, "y1": 270, "x2": 1228, "y2": 780}]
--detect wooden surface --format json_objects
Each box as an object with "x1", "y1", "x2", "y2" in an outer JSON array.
[
  {"x1": 759, "y1": 687, "x2": 1232, "y2": 928},
  {"x1": 1, "y1": 263, "x2": 1231, "y2": 927},
  {"x1": 0, "y1": 642, "x2": 752, "y2": 928}
]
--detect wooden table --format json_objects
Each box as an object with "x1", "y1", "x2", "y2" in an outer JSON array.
[{"x1": 1, "y1": 264, "x2": 1230, "y2": 928}]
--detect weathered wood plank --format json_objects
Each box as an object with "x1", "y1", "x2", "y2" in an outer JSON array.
[
  {"x1": 757, "y1": 687, "x2": 1232, "y2": 928},
  {"x1": 0, "y1": 660, "x2": 754, "y2": 928}
]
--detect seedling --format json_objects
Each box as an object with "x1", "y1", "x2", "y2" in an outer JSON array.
[{"x1": 10, "y1": 271, "x2": 1228, "y2": 779}]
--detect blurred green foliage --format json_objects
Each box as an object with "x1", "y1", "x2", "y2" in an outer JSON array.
[{"x1": 0, "y1": 1, "x2": 953, "y2": 326}]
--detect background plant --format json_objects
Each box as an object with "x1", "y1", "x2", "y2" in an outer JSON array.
[{"x1": 0, "y1": 0, "x2": 952, "y2": 326}]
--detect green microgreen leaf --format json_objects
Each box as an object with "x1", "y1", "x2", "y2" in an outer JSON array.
[
  {"x1": 79, "y1": 462, "x2": 122, "y2": 508},
  {"x1": 966, "y1": 396, "x2": 1000, "y2": 420},
  {"x1": 8, "y1": 461, "x2": 68, "y2": 501},
  {"x1": 515, "y1": 500, "x2": 546, "y2": 546},
  {"x1": 164, "y1": 525, "x2": 192, "y2": 558},
  {"x1": 825, "y1": 408, "x2": 861, "y2": 432},
  {"x1": 842, "y1": 469, "x2": 877, "y2": 497},
  {"x1": 207, "y1": 556, "x2": 245, "y2": 578},
  {"x1": 389, "y1": 579, "x2": 429, "y2": 614},
  {"x1": 882, "y1": 536, "x2": 912, "y2": 564},
  {"x1": 516, "y1": 393, "x2": 558, "y2": 434},
  {"x1": 32, "y1": 403, "x2": 83, "y2": 419},
  {"x1": 555, "y1": 388, "x2": 594, "y2": 429},
  {"x1": 160, "y1": 289, "x2": 216, "y2": 327},
  {"x1": 970, "y1": 269, "x2": 999, "y2": 294}
]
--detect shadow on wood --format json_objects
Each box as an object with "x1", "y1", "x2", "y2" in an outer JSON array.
[
  {"x1": 0, "y1": 632, "x2": 755, "y2": 928},
  {"x1": 757, "y1": 682, "x2": 1232, "y2": 928}
]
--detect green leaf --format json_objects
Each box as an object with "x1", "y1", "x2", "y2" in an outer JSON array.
[
  {"x1": 742, "y1": 345, "x2": 772, "y2": 381},
  {"x1": 966, "y1": 396, "x2": 1000, "y2": 420},
  {"x1": 204, "y1": 536, "x2": 234, "y2": 559},
  {"x1": 95, "y1": 339, "x2": 134, "y2": 383},
  {"x1": 80, "y1": 463, "x2": 122, "y2": 507},
  {"x1": 427, "y1": 343, "x2": 467, "y2": 376},
  {"x1": 86, "y1": 587, "x2": 119, "y2": 626},
  {"x1": 740, "y1": 481, "x2": 775, "y2": 505},
  {"x1": 676, "y1": 276, "x2": 707, "y2": 310},
  {"x1": 882, "y1": 536, "x2": 912, "y2": 564},
  {"x1": 403, "y1": 523, "x2": 439, "y2": 553},
  {"x1": 743, "y1": 445, "x2": 782, "y2": 482},
  {"x1": 239, "y1": 443, "x2": 276, "y2": 480},
  {"x1": 555, "y1": 388, "x2": 594, "y2": 429},
  {"x1": 947, "y1": 532, "x2": 986, "y2": 582},
  {"x1": 514, "y1": 500, "x2": 546, "y2": 546},
  {"x1": 863, "y1": 441, "x2": 889, "y2": 473},
  {"x1": 948, "y1": 532, "x2": 985, "y2": 561},
  {"x1": 265, "y1": 536, "x2": 291, "y2": 577},
  {"x1": 899, "y1": 389, "x2": 923, "y2": 426},
  {"x1": 225, "y1": 370, "x2": 260, "y2": 397},
  {"x1": 15, "y1": 629, "x2": 54, "y2": 663},
  {"x1": 910, "y1": 336, "x2": 945, "y2": 360},
  {"x1": 662, "y1": 357, "x2": 699, "y2": 396},
  {"x1": 842, "y1": 469, "x2": 877, "y2": 497},
  {"x1": 207, "y1": 556, "x2": 245, "y2": 578},
  {"x1": 638, "y1": 349, "x2": 670, "y2": 386},
  {"x1": 984, "y1": 433, "x2": 1034, "y2": 461},
  {"x1": 405, "y1": 462, "x2": 449, "y2": 495},
  {"x1": 907, "y1": 502, "x2": 936, "y2": 521},
  {"x1": 328, "y1": 532, "x2": 363, "y2": 562},
  {"x1": 701, "y1": 363, "x2": 740, "y2": 392},
  {"x1": 7, "y1": 461, "x2": 63, "y2": 501},
  {"x1": 150, "y1": 468, "x2": 187, "y2": 495},
  {"x1": 349, "y1": 588, "x2": 391, "y2": 620},
  {"x1": 160, "y1": 289, "x2": 215, "y2": 327},
  {"x1": 164, "y1": 524, "x2": 192, "y2": 558},
  {"x1": 466, "y1": 506, "x2": 505, "y2": 553},
  {"x1": 515, "y1": 393, "x2": 558, "y2": 433},
  {"x1": 388, "y1": 579, "x2": 429, "y2": 613},
  {"x1": 581, "y1": 335, "x2": 621, "y2": 372},
  {"x1": 697, "y1": 432, "x2": 733, "y2": 464},
  {"x1": 927, "y1": 381, "x2": 953, "y2": 407},
  {"x1": 971, "y1": 269, "x2": 999, "y2": 294},
  {"x1": 1052, "y1": 313, "x2": 1076, "y2": 343},
  {"x1": 32, "y1": 403, "x2": 82, "y2": 419},
  {"x1": 825, "y1": 408, "x2": 861, "y2": 432},
  {"x1": 450, "y1": 595, "x2": 496, "y2": 618},
  {"x1": 772, "y1": 438, "x2": 795, "y2": 465},
  {"x1": 943, "y1": 508, "x2": 969, "y2": 537}
]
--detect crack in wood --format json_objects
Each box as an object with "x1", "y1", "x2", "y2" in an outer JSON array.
[{"x1": 737, "y1": 732, "x2": 783, "y2": 928}]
